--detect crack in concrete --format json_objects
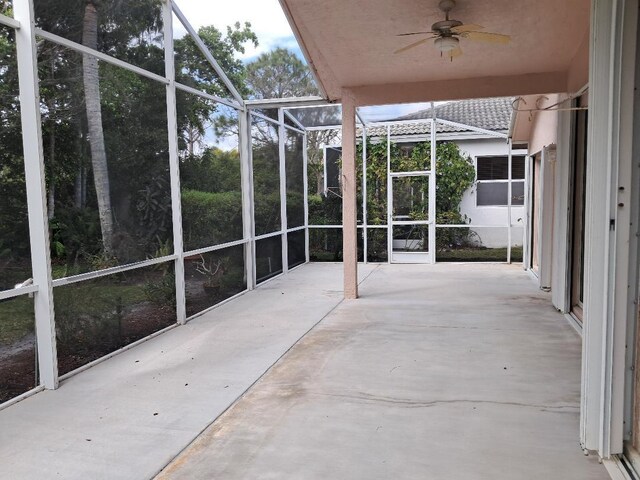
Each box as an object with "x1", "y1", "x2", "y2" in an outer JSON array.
[{"x1": 308, "y1": 391, "x2": 579, "y2": 411}]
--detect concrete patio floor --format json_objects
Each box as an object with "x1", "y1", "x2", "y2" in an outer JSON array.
[
  {"x1": 156, "y1": 263, "x2": 608, "y2": 480},
  {"x1": 0, "y1": 263, "x2": 609, "y2": 479}
]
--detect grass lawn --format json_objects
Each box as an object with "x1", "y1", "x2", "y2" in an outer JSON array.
[
  {"x1": 0, "y1": 295, "x2": 35, "y2": 346},
  {"x1": 0, "y1": 283, "x2": 149, "y2": 347},
  {"x1": 310, "y1": 246, "x2": 524, "y2": 264},
  {"x1": 437, "y1": 246, "x2": 523, "y2": 262}
]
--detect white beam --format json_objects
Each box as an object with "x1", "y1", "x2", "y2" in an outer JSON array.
[
  {"x1": 284, "y1": 109, "x2": 305, "y2": 130},
  {"x1": 507, "y1": 140, "x2": 513, "y2": 263},
  {"x1": 163, "y1": 0, "x2": 186, "y2": 325},
  {"x1": 429, "y1": 119, "x2": 436, "y2": 262},
  {"x1": 362, "y1": 126, "x2": 368, "y2": 263},
  {"x1": 35, "y1": 29, "x2": 169, "y2": 86},
  {"x1": 0, "y1": 12, "x2": 20, "y2": 28},
  {"x1": 246, "y1": 96, "x2": 328, "y2": 109},
  {"x1": 278, "y1": 109, "x2": 289, "y2": 272},
  {"x1": 13, "y1": 0, "x2": 58, "y2": 389},
  {"x1": 239, "y1": 110, "x2": 256, "y2": 290},
  {"x1": 175, "y1": 82, "x2": 241, "y2": 110},
  {"x1": 303, "y1": 131, "x2": 310, "y2": 264}
]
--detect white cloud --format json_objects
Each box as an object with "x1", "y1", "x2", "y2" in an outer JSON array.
[{"x1": 172, "y1": 0, "x2": 299, "y2": 61}]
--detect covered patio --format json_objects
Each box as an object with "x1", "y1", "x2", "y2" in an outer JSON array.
[
  {"x1": 2, "y1": 0, "x2": 640, "y2": 477},
  {"x1": 0, "y1": 263, "x2": 607, "y2": 479}
]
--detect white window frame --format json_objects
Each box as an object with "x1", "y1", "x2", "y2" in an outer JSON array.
[{"x1": 474, "y1": 155, "x2": 525, "y2": 208}]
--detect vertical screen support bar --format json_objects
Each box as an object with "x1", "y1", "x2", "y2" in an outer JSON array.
[
  {"x1": 14, "y1": 0, "x2": 58, "y2": 388},
  {"x1": 303, "y1": 131, "x2": 310, "y2": 264},
  {"x1": 430, "y1": 119, "x2": 437, "y2": 263},
  {"x1": 239, "y1": 109, "x2": 256, "y2": 290},
  {"x1": 362, "y1": 126, "x2": 368, "y2": 264},
  {"x1": 163, "y1": 0, "x2": 186, "y2": 324},
  {"x1": 508, "y1": 139, "x2": 513, "y2": 264},
  {"x1": 278, "y1": 108, "x2": 288, "y2": 272},
  {"x1": 386, "y1": 125, "x2": 392, "y2": 264}
]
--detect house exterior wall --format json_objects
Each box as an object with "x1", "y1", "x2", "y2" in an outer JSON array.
[
  {"x1": 513, "y1": 98, "x2": 559, "y2": 290},
  {"x1": 527, "y1": 96, "x2": 560, "y2": 156},
  {"x1": 456, "y1": 138, "x2": 526, "y2": 249},
  {"x1": 323, "y1": 136, "x2": 526, "y2": 251}
]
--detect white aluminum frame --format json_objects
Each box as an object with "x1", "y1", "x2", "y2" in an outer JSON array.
[
  {"x1": 163, "y1": 2, "x2": 187, "y2": 325},
  {"x1": 14, "y1": 0, "x2": 58, "y2": 390},
  {"x1": 1, "y1": 0, "x2": 322, "y2": 408},
  {"x1": 386, "y1": 120, "x2": 435, "y2": 265},
  {"x1": 171, "y1": 1, "x2": 244, "y2": 104},
  {"x1": 308, "y1": 110, "x2": 523, "y2": 266},
  {"x1": 0, "y1": 12, "x2": 20, "y2": 29},
  {"x1": 279, "y1": 109, "x2": 289, "y2": 273}
]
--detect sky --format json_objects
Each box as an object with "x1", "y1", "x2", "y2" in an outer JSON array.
[
  {"x1": 173, "y1": 0, "x2": 303, "y2": 62},
  {"x1": 173, "y1": 1, "x2": 439, "y2": 131}
]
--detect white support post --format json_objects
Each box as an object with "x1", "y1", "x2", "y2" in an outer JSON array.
[
  {"x1": 429, "y1": 119, "x2": 436, "y2": 263},
  {"x1": 14, "y1": 0, "x2": 58, "y2": 389},
  {"x1": 278, "y1": 108, "x2": 288, "y2": 272},
  {"x1": 582, "y1": 0, "x2": 638, "y2": 458},
  {"x1": 303, "y1": 131, "x2": 310, "y2": 264},
  {"x1": 362, "y1": 126, "x2": 368, "y2": 264},
  {"x1": 342, "y1": 94, "x2": 358, "y2": 298},
  {"x1": 507, "y1": 139, "x2": 513, "y2": 264},
  {"x1": 323, "y1": 147, "x2": 328, "y2": 194},
  {"x1": 386, "y1": 125, "x2": 393, "y2": 264},
  {"x1": 163, "y1": 0, "x2": 186, "y2": 325},
  {"x1": 239, "y1": 109, "x2": 256, "y2": 290}
]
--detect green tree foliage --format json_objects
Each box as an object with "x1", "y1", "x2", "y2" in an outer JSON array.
[
  {"x1": 2, "y1": 1, "x2": 257, "y2": 272},
  {"x1": 355, "y1": 138, "x2": 475, "y2": 224},
  {"x1": 245, "y1": 47, "x2": 317, "y2": 99},
  {"x1": 0, "y1": 24, "x2": 31, "y2": 287},
  {"x1": 175, "y1": 22, "x2": 257, "y2": 98},
  {"x1": 242, "y1": 48, "x2": 337, "y2": 202},
  {"x1": 310, "y1": 138, "x2": 476, "y2": 251}
]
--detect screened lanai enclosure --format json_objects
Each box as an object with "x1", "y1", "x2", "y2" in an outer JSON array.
[{"x1": 0, "y1": 0, "x2": 526, "y2": 407}]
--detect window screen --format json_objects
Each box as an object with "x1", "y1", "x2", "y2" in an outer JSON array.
[
  {"x1": 512, "y1": 157, "x2": 525, "y2": 179},
  {"x1": 477, "y1": 181, "x2": 525, "y2": 206},
  {"x1": 477, "y1": 156, "x2": 525, "y2": 180},
  {"x1": 326, "y1": 147, "x2": 341, "y2": 190}
]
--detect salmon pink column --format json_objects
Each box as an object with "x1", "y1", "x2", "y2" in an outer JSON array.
[{"x1": 342, "y1": 93, "x2": 358, "y2": 299}]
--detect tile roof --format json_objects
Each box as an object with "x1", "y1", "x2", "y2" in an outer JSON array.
[
  {"x1": 362, "y1": 97, "x2": 514, "y2": 139},
  {"x1": 396, "y1": 97, "x2": 514, "y2": 129}
]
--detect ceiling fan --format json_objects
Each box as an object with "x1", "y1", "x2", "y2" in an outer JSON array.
[{"x1": 394, "y1": 0, "x2": 511, "y2": 60}]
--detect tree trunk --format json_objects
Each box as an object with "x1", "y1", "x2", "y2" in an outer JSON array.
[
  {"x1": 47, "y1": 129, "x2": 55, "y2": 220},
  {"x1": 47, "y1": 56, "x2": 56, "y2": 220},
  {"x1": 82, "y1": 2, "x2": 114, "y2": 256},
  {"x1": 74, "y1": 163, "x2": 83, "y2": 209}
]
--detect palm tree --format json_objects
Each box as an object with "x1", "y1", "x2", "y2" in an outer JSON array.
[{"x1": 82, "y1": 1, "x2": 114, "y2": 256}]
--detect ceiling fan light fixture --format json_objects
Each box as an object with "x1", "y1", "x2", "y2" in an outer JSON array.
[{"x1": 435, "y1": 36, "x2": 459, "y2": 52}]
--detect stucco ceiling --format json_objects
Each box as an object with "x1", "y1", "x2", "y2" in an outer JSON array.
[{"x1": 280, "y1": 0, "x2": 590, "y2": 104}]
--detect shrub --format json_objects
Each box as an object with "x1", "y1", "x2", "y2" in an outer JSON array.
[{"x1": 181, "y1": 189, "x2": 243, "y2": 250}]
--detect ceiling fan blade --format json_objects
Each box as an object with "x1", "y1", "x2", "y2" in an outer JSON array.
[
  {"x1": 447, "y1": 46, "x2": 463, "y2": 60},
  {"x1": 396, "y1": 31, "x2": 434, "y2": 37},
  {"x1": 462, "y1": 31, "x2": 511, "y2": 44},
  {"x1": 394, "y1": 37, "x2": 432, "y2": 54},
  {"x1": 451, "y1": 23, "x2": 485, "y2": 34}
]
